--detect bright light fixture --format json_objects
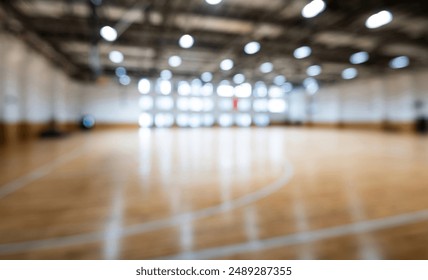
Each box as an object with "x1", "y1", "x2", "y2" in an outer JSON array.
[
  {"x1": 350, "y1": 51, "x2": 370, "y2": 64},
  {"x1": 201, "y1": 72, "x2": 213, "y2": 82},
  {"x1": 303, "y1": 77, "x2": 319, "y2": 94},
  {"x1": 273, "y1": 75, "x2": 286, "y2": 86},
  {"x1": 138, "y1": 78, "x2": 151, "y2": 94},
  {"x1": 294, "y1": 46, "x2": 312, "y2": 59},
  {"x1": 109, "y1": 51, "x2": 124, "y2": 64},
  {"x1": 233, "y1": 73, "x2": 245, "y2": 84},
  {"x1": 389, "y1": 56, "x2": 409, "y2": 69},
  {"x1": 220, "y1": 59, "x2": 234, "y2": 71},
  {"x1": 365, "y1": 10, "x2": 393, "y2": 29},
  {"x1": 244, "y1": 41, "x2": 261, "y2": 55},
  {"x1": 260, "y1": 62, "x2": 273, "y2": 73},
  {"x1": 306, "y1": 65, "x2": 322, "y2": 76},
  {"x1": 205, "y1": 0, "x2": 222, "y2": 5},
  {"x1": 100, "y1": 26, "x2": 117, "y2": 42},
  {"x1": 179, "y1": 34, "x2": 195, "y2": 49},
  {"x1": 342, "y1": 68, "x2": 358, "y2": 80},
  {"x1": 302, "y1": 0, "x2": 326, "y2": 19},
  {"x1": 119, "y1": 75, "x2": 131, "y2": 86},
  {"x1": 160, "y1": 69, "x2": 172, "y2": 80},
  {"x1": 168, "y1": 56, "x2": 182, "y2": 68}
]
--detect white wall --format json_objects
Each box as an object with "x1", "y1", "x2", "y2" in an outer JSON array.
[
  {"x1": 0, "y1": 31, "x2": 81, "y2": 125},
  {"x1": 308, "y1": 70, "x2": 428, "y2": 124}
]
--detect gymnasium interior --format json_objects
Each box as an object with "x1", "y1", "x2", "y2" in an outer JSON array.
[{"x1": 0, "y1": 0, "x2": 428, "y2": 260}]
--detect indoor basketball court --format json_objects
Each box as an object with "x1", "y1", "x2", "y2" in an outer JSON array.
[{"x1": 0, "y1": 0, "x2": 428, "y2": 260}]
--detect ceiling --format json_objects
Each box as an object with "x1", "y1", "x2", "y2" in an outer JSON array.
[{"x1": 1, "y1": 0, "x2": 428, "y2": 87}]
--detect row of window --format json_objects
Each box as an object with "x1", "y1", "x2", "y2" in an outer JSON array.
[
  {"x1": 139, "y1": 113, "x2": 271, "y2": 128},
  {"x1": 139, "y1": 96, "x2": 287, "y2": 113}
]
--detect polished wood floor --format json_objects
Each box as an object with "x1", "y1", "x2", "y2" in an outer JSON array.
[{"x1": 0, "y1": 127, "x2": 428, "y2": 260}]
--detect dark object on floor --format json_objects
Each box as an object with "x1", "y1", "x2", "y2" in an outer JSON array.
[
  {"x1": 415, "y1": 117, "x2": 428, "y2": 134},
  {"x1": 79, "y1": 115, "x2": 96, "y2": 130},
  {"x1": 39, "y1": 120, "x2": 69, "y2": 139}
]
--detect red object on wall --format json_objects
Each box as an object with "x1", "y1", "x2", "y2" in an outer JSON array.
[{"x1": 233, "y1": 98, "x2": 239, "y2": 110}]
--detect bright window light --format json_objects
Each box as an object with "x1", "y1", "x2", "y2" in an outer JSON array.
[
  {"x1": 260, "y1": 62, "x2": 273, "y2": 73},
  {"x1": 274, "y1": 75, "x2": 286, "y2": 86},
  {"x1": 389, "y1": 56, "x2": 410, "y2": 69},
  {"x1": 179, "y1": 34, "x2": 194, "y2": 49},
  {"x1": 236, "y1": 114, "x2": 252, "y2": 127},
  {"x1": 190, "y1": 98, "x2": 204, "y2": 112},
  {"x1": 218, "y1": 99, "x2": 233, "y2": 111},
  {"x1": 168, "y1": 56, "x2": 182, "y2": 68},
  {"x1": 100, "y1": 26, "x2": 117, "y2": 42},
  {"x1": 159, "y1": 79, "x2": 172, "y2": 95},
  {"x1": 139, "y1": 96, "x2": 153, "y2": 110},
  {"x1": 155, "y1": 114, "x2": 174, "y2": 128},
  {"x1": 342, "y1": 68, "x2": 358, "y2": 80},
  {"x1": 203, "y1": 114, "x2": 215, "y2": 127},
  {"x1": 238, "y1": 99, "x2": 252, "y2": 111},
  {"x1": 160, "y1": 70, "x2": 172, "y2": 80},
  {"x1": 268, "y1": 99, "x2": 287, "y2": 113},
  {"x1": 109, "y1": 51, "x2": 123, "y2": 64},
  {"x1": 254, "y1": 81, "x2": 268, "y2": 97},
  {"x1": 254, "y1": 115, "x2": 270, "y2": 127},
  {"x1": 269, "y1": 86, "x2": 284, "y2": 98},
  {"x1": 176, "y1": 114, "x2": 190, "y2": 127},
  {"x1": 294, "y1": 46, "x2": 312, "y2": 59},
  {"x1": 177, "y1": 98, "x2": 190, "y2": 111},
  {"x1": 350, "y1": 51, "x2": 370, "y2": 64},
  {"x1": 138, "y1": 78, "x2": 151, "y2": 94},
  {"x1": 365, "y1": 10, "x2": 393, "y2": 29},
  {"x1": 201, "y1": 72, "x2": 213, "y2": 82},
  {"x1": 283, "y1": 82, "x2": 293, "y2": 93},
  {"x1": 235, "y1": 83, "x2": 252, "y2": 98},
  {"x1": 203, "y1": 98, "x2": 214, "y2": 111},
  {"x1": 156, "y1": 96, "x2": 174, "y2": 110},
  {"x1": 119, "y1": 75, "x2": 131, "y2": 86},
  {"x1": 303, "y1": 77, "x2": 319, "y2": 94},
  {"x1": 201, "y1": 83, "x2": 214, "y2": 96},
  {"x1": 189, "y1": 114, "x2": 203, "y2": 128},
  {"x1": 191, "y1": 79, "x2": 202, "y2": 95},
  {"x1": 233, "y1": 73, "x2": 245, "y2": 84},
  {"x1": 244, "y1": 41, "x2": 261, "y2": 55},
  {"x1": 139, "y1": 113, "x2": 153, "y2": 128},
  {"x1": 302, "y1": 0, "x2": 326, "y2": 19},
  {"x1": 253, "y1": 99, "x2": 268, "y2": 112},
  {"x1": 218, "y1": 114, "x2": 234, "y2": 127},
  {"x1": 307, "y1": 65, "x2": 322, "y2": 76},
  {"x1": 178, "y1": 81, "x2": 191, "y2": 96},
  {"x1": 217, "y1": 81, "x2": 234, "y2": 97},
  {"x1": 220, "y1": 59, "x2": 234, "y2": 71}
]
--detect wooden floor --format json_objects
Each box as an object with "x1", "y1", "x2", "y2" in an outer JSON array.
[{"x1": 0, "y1": 127, "x2": 428, "y2": 260}]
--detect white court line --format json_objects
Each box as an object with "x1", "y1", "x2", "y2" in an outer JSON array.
[
  {"x1": 103, "y1": 183, "x2": 124, "y2": 260},
  {"x1": 164, "y1": 208, "x2": 428, "y2": 260},
  {"x1": 0, "y1": 161, "x2": 294, "y2": 255},
  {"x1": 0, "y1": 147, "x2": 84, "y2": 200}
]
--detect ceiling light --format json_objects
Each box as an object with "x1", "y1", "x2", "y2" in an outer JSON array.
[
  {"x1": 260, "y1": 62, "x2": 273, "y2": 73},
  {"x1": 138, "y1": 79, "x2": 151, "y2": 94},
  {"x1": 302, "y1": 0, "x2": 326, "y2": 19},
  {"x1": 220, "y1": 59, "x2": 234, "y2": 71},
  {"x1": 389, "y1": 56, "x2": 409, "y2": 69},
  {"x1": 273, "y1": 75, "x2": 286, "y2": 86},
  {"x1": 119, "y1": 75, "x2": 131, "y2": 86},
  {"x1": 303, "y1": 77, "x2": 319, "y2": 94},
  {"x1": 365, "y1": 10, "x2": 393, "y2": 29},
  {"x1": 205, "y1": 0, "x2": 222, "y2": 5},
  {"x1": 100, "y1": 26, "x2": 117, "y2": 42},
  {"x1": 342, "y1": 68, "x2": 358, "y2": 80},
  {"x1": 306, "y1": 65, "x2": 322, "y2": 76},
  {"x1": 115, "y1": 67, "x2": 126, "y2": 77},
  {"x1": 179, "y1": 34, "x2": 194, "y2": 49},
  {"x1": 168, "y1": 56, "x2": 182, "y2": 68},
  {"x1": 160, "y1": 69, "x2": 172, "y2": 80},
  {"x1": 350, "y1": 51, "x2": 369, "y2": 64},
  {"x1": 201, "y1": 72, "x2": 213, "y2": 82},
  {"x1": 294, "y1": 46, "x2": 312, "y2": 59},
  {"x1": 244, "y1": 41, "x2": 261, "y2": 55},
  {"x1": 109, "y1": 51, "x2": 124, "y2": 64},
  {"x1": 233, "y1": 73, "x2": 245, "y2": 84}
]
